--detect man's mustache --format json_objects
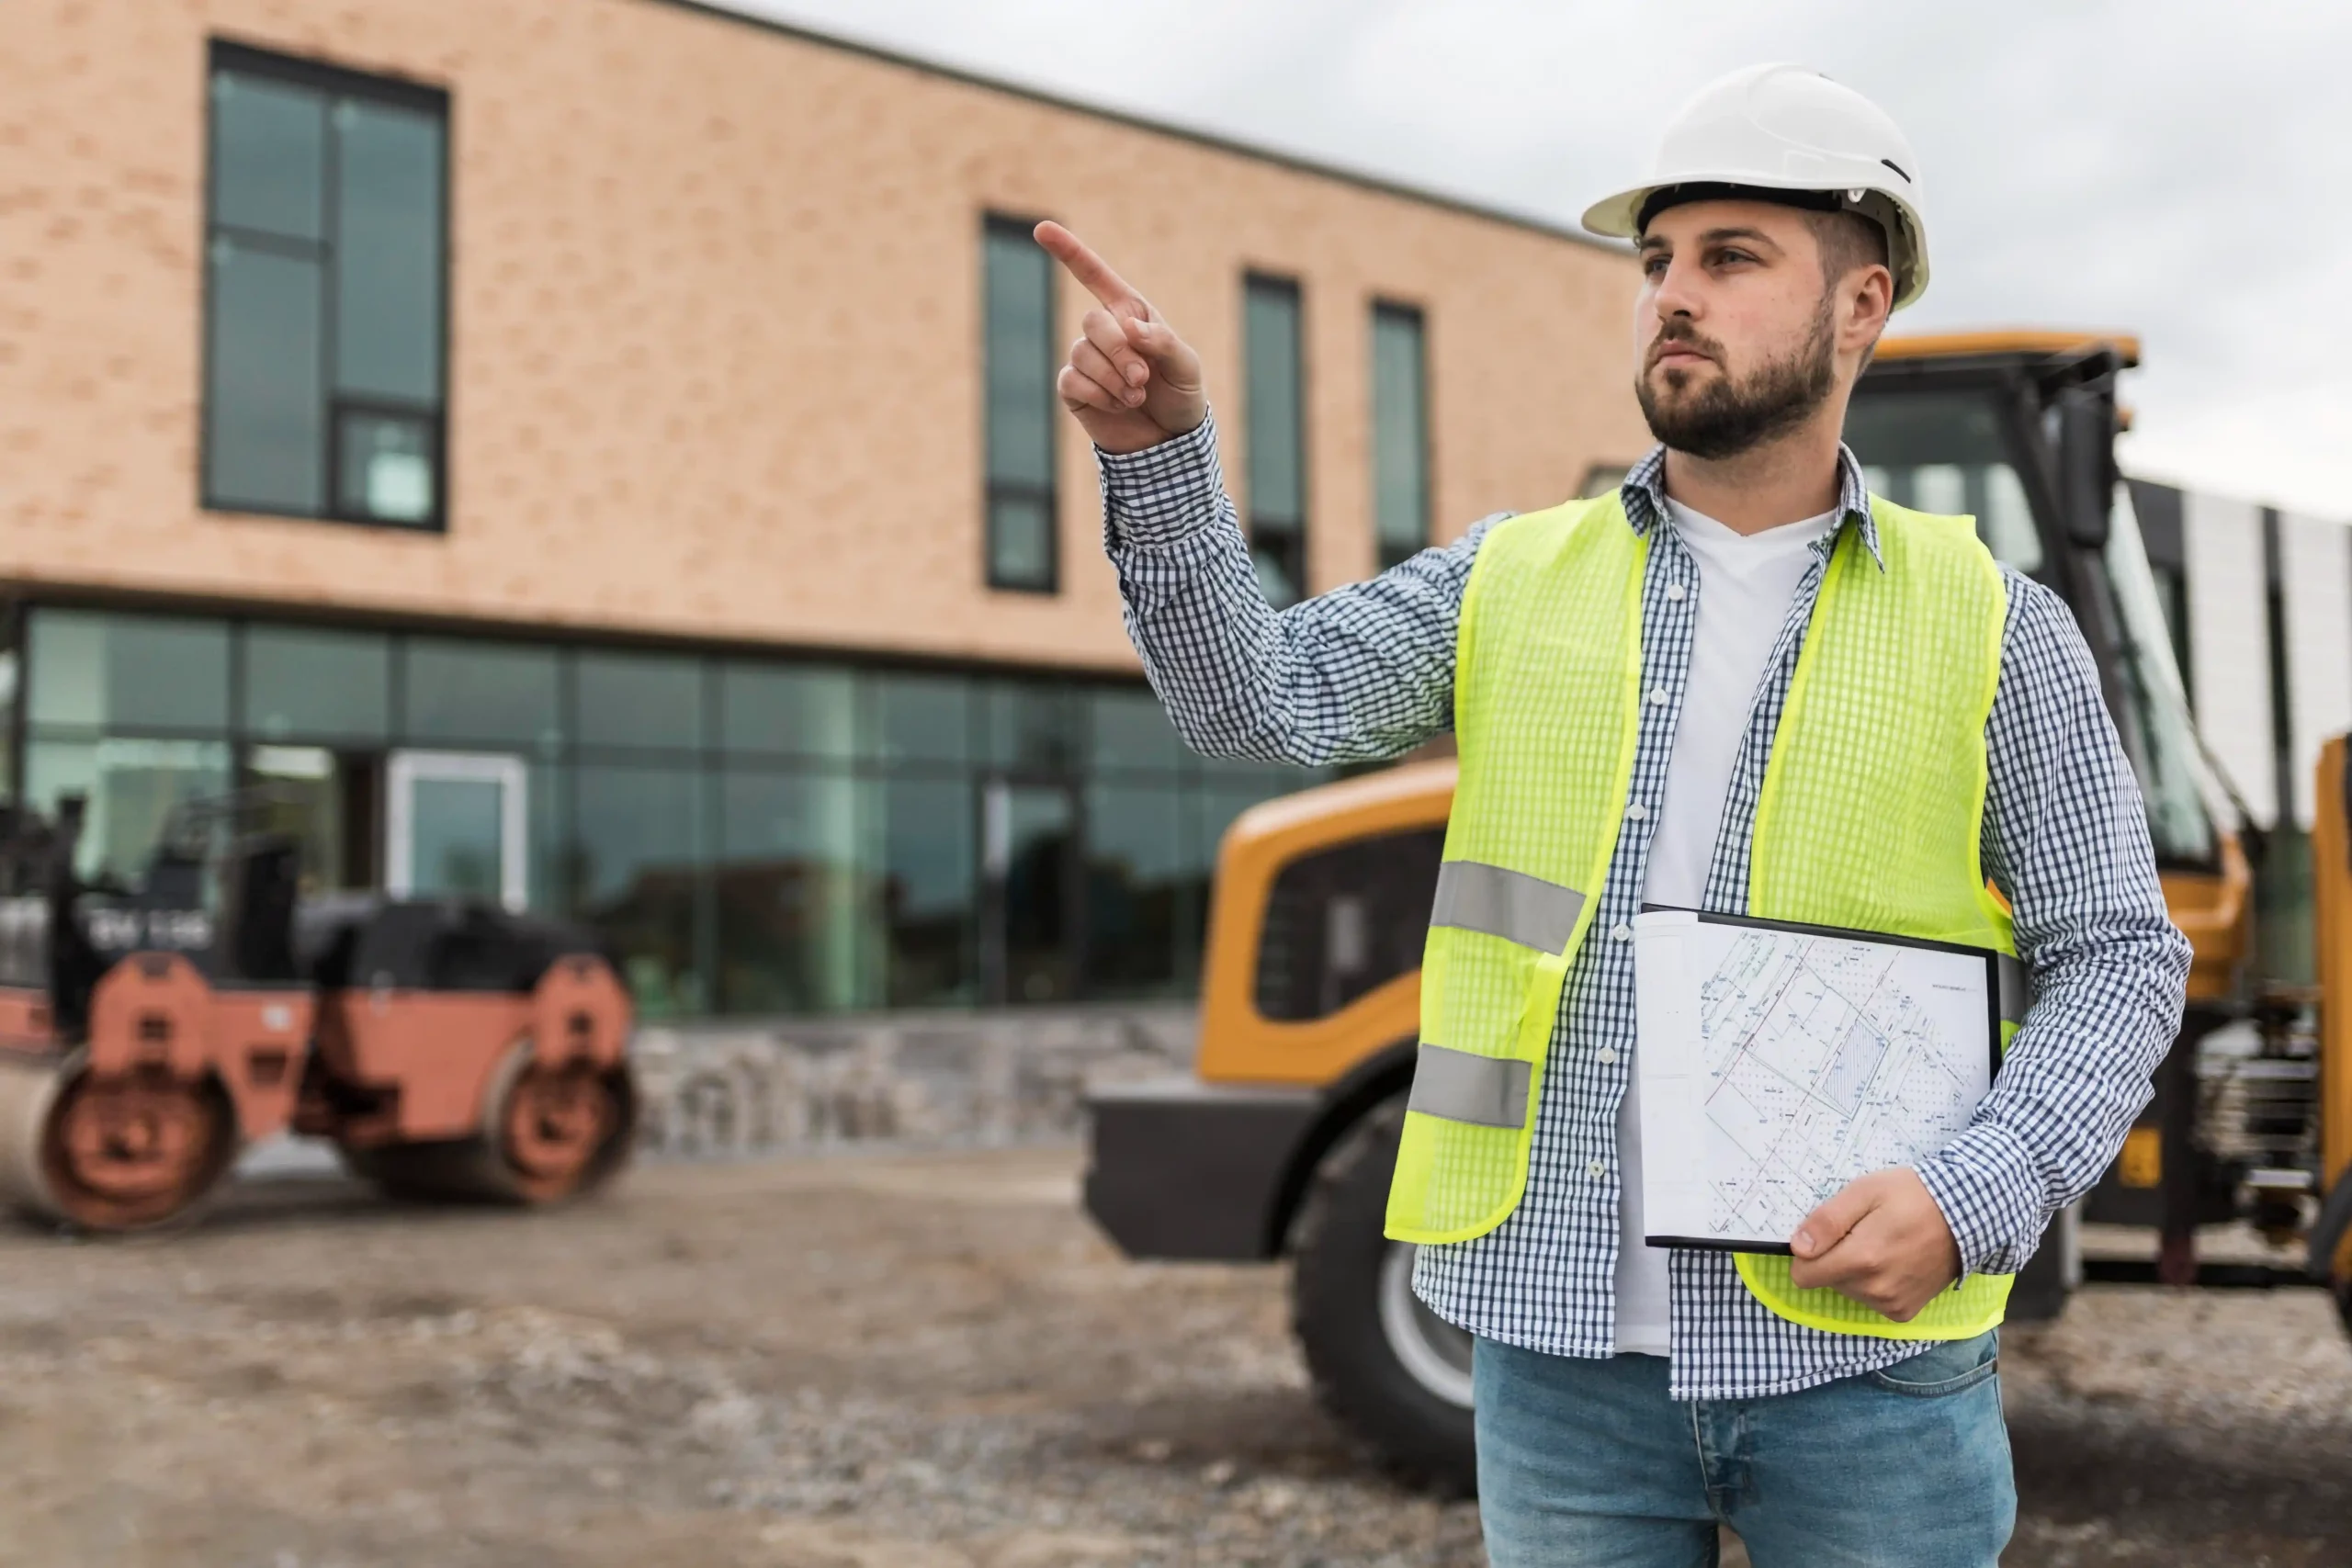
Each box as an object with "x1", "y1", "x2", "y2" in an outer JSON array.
[{"x1": 1647, "y1": 326, "x2": 1725, "y2": 369}]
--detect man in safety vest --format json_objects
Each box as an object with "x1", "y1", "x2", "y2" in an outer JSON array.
[{"x1": 1040, "y1": 62, "x2": 2188, "y2": 1567}]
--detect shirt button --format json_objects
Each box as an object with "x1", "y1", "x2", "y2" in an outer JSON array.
[
  {"x1": 1625, "y1": 803, "x2": 1649, "y2": 822},
  {"x1": 1611, "y1": 922, "x2": 1632, "y2": 942},
  {"x1": 1589, "y1": 1159, "x2": 1608, "y2": 1179},
  {"x1": 1598, "y1": 1046, "x2": 1619, "y2": 1065},
  {"x1": 1646, "y1": 686, "x2": 1668, "y2": 707},
  {"x1": 1666, "y1": 583, "x2": 1688, "y2": 602}
]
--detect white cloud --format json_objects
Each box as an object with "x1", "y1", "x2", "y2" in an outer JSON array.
[{"x1": 712, "y1": 0, "x2": 2352, "y2": 515}]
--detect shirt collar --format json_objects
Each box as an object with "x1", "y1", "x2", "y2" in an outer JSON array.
[{"x1": 1616, "y1": 443, "x2": 1884, "y2": 571}]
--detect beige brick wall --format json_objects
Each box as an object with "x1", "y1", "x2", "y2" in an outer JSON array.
[{"x1": 0, "y1": 0, "x2": 1649, "y2": 672}]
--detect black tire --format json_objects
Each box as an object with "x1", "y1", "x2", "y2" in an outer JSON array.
[{"x1": 1291, "y1": 1097, "x2": 1477, "y2": 1495}]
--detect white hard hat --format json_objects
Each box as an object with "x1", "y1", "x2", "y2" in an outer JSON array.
[{"x1": 1582, "y1": 62, "x2": 1930, "y2": 310}]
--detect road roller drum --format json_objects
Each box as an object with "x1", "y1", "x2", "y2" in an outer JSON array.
[{"x1": 0, "y1": 1052, "x2": 239, "y2": 1229}]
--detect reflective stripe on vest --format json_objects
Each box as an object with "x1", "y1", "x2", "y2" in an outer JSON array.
[
  {"x1": 1430, "y1": 861, "x2": 1588, "y2": 953},
  {"x1": 1407, "y1": 1043, "x2": 1532, "y2": 1129},
  {"x1": 1385, "y1": 492, "x2": 2022, "y2": 1342}
]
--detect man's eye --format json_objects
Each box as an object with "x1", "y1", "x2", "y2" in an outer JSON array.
[
  {"x1": 1642, "y1": 255, "x2": 1669, "y2": 277},
  {"x1": 1714, "y1": 249, "x2": 1757, "y2": 266}
]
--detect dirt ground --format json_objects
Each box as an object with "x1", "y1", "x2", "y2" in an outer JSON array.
[{"x1": 0, "y1": 1147, "x2": 2343, "y2": 1568}]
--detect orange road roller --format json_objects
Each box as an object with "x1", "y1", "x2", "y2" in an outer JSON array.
[{"x1": 0, "y1": 792, "x2": 637, "y2": 1232}]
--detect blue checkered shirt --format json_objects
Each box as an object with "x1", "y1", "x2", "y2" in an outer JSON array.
[{"x1": 1099, "y1": 411, "x2": 2192, "y2": 1402}]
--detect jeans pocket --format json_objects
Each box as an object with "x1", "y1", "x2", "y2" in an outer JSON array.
[{"x1": 1863, "y1": 1332, "x2": 2000, "y2": 1399}]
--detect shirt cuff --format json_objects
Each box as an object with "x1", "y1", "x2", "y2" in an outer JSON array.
[
  {"x1": 1914, "y1": 1122, "x2": 2046, "y2": 1281},
  {"x1": 1095, "y1": 410, "x2": 1226, "y2": 550}
]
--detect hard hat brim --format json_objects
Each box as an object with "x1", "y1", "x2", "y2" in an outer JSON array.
[
  {"x1": 1581, "y1": 170, "x2": 1880, "y2": 239},
  {"x1": 1580, "y1": 175, "x2": 1930, "y2": 310}
]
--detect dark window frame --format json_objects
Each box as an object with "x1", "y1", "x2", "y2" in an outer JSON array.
[
  {"x1": 200, "y1": 39, "x2": 452, "y2": 534},
  {"x1": 980, "y1": 211, "x2": 1060, "y2": 595},
  {"x1": 1370, "y1": 298, "x2": 1430, "y2": 571},
  {"x1": 1243, "y1": 271, "x2": 1308, "y2": 604}
]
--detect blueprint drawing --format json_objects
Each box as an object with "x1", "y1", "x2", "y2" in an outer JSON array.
[{"x1": 1693, "y1": 928, "x2": 1989, "y2": 1241}]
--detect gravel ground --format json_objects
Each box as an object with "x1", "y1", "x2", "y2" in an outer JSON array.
[{"x1": 0, "y1": 1145, "x2": 2341, "y2": 1566}]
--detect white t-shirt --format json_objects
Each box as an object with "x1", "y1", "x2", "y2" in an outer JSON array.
[{"x1": 1612, "y1": 495, "x2": 1838, "y2": 1356}]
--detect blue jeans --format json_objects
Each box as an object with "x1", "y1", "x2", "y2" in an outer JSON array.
[{"x1": 1475, "y1": 1334, "x2": 2014, "y2": 1567}]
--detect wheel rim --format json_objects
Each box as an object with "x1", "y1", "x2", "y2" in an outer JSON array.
[
  {"x1": 500, "y1": 1062, "x2": 619, "y2": 1200},
  {"x1": 41, "y1": 1071, "x2": 232, "y2": 1229},
  {"x1": 1377, "y1": 1241, "x2": 1475, "y2": 1409}
]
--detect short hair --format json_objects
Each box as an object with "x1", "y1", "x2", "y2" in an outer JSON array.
[{"x1": 1806, "y1": 209, "x2": 1890, "y2": 293}]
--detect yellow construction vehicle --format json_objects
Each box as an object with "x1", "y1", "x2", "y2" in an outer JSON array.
[{"x1": 1083, "y1": 333, "x2": 2347, "y2": 1490}]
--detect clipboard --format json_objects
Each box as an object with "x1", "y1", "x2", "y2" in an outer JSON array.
[{"x1": 1631, "y1": 906, "x2": 2004, "y2": 1255}]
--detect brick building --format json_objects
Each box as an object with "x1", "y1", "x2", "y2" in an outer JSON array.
[{"x1": 0, "y1": 0, "x2": 1651, "y2": 1021}]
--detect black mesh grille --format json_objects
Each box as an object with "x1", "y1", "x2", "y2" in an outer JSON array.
[{"x1": 1252, "y1": 828, "x2": 1444, "y2": 1021}]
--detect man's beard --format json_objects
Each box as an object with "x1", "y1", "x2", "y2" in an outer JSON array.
[{"x1": 1635, "y1": 297, "x2": 1837, "y2": 460}]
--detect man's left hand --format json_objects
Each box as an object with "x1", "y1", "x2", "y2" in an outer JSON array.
[{"x1": 1787, "y1": 1168, "x2": 1962, "y2": 1321}]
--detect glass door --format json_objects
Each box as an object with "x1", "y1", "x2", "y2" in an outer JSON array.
[
  {"x1": 979, "y1": 777, "x2": 1079, "y2": 1005},
  {"x1": 385, "y1": 750, "x2": 527, "y2": 910}
]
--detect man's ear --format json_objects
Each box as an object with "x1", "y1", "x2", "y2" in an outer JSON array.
[{"x1": 1843, "y1": 265, "x2": 1894, "y2": 357}]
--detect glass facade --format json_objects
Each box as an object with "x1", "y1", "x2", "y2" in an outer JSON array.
[{"x1": 12, "y1": 607, "x2": 1323, "y2": 1020}]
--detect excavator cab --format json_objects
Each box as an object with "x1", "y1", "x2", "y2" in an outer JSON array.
[{"x1": 1847, "y1": 333, "x2": 2230, "y2": 886}]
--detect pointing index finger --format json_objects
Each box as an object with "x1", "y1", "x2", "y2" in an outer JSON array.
[{"x1": 1035, "y1": 220, "x2": 1148, "y2": 318}]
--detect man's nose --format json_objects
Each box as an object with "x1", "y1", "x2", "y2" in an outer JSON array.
[{"x1": 1650, "y1": 254, "x2": 1705, "y2": 321}]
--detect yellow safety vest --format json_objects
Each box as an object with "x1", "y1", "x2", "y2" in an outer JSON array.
[{"x1": 1384, "y1": 491, "x2": 2028, "y2": 1339}]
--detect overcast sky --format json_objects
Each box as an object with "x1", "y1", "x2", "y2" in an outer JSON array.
[{"x1": 718, "y1": 0, "x2": 2350, "y2": 518}]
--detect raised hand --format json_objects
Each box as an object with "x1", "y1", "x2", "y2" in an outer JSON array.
[{"x1": 1034, "y1": 220, "x2": 1207, "y2": 455}]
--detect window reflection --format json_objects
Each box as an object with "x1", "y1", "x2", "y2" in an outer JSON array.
[
  {"x1": 1089, "y1": 688, "x2": 1187, "y2": 772},
  {"x1": 718, "y1": 768, "x2": 873, "y2": 1014},
  {"x1": 578, "y1": 650, "x2": 702, "y2": 751},
  {"x1": 882, "y1": 775, "x2": 974, "y2": 1006},
  {"x1": 245, "y1": 626, "x2": 390, "y2": 742},
  {"x1": 25, "y1": 738, "x2": 232, "y2": 887},
  {"x1": 249, "y1": 743, "x2": 345, "y2": 893},
  {"x1": 572, "y1": 765, "x2": 704, "y2": 1019},
  {"x1": 2101, "y1": 486, "x2": 2221, "y2": 869},
  {"x1": 876, "y1": 673, "x2": 969, "y2": 766},
  {"x1": 404, "y1": 638, "x2": 561, "y2": 749},
  {"x1": 721, "y1": 665, "x2": 861, "y2": 759},
  {"x1": 1084, "y1": 780, "x2": 1189, "y2": 998},
  {"x1": 983, "y1": 681, "x2": 1080, "y2": 773},
  {"x1": 30, "y1": 612, "x2": 231, "y2": 733}
]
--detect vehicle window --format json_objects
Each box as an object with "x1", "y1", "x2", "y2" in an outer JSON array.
[
  {"x1": 1845, "y1": 389, "x2": 2045, "y2": 572},
  {"x1": 1254, "y1": 828, "x2": 1443, "y2": 1021},
  {"x1": 2100, "y1": 485, "x2": 2222, "y2": 868}
]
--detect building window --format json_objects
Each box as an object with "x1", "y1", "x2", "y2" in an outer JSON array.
[
  {"x1": 203, "y1": 41, "x2": 448, "y2": 529},
  {"x1": 1245, "y1": 274, "x2": 1307, "y2": 606},
  {"x1": 1371, "y1": 301, "x2": 1429, "y2": 571},
  {"x1": 13, "y1": 606, "x2": 1331, "y2": 1019},
  {"x1": 983, "y1": 215, "x2": 1058, "y2": 592}
]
